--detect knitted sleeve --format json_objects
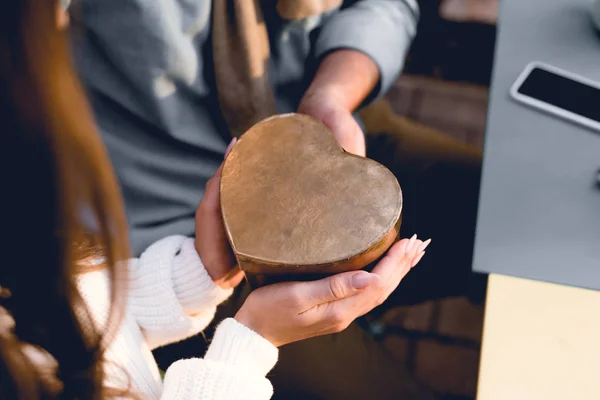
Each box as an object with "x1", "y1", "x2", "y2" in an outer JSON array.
[
  {"x1": 161, "y1": 318, "x2": 278, "y2": 400},
  {"x1": 128, "y1": 235, "x2": 234, "y2": 350}
]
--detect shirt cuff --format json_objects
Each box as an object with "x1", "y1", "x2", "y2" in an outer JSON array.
[
  {"x1": 172, "y1": 238, "x2": 233, "y2": 315},
  {"x1": 204, "y1": 318, "x2": 279, "y2": 377},
  {"x1": 314, "y1": 0, "x2": 419, "y2": 100}
]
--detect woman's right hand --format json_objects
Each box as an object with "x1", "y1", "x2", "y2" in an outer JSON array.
[{"x1": 234, "y1": 235, "x2": 430, "y2": 347}]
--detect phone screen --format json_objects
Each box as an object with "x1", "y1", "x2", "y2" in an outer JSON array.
[{"x1": 517, "y1": 67, "x2": 600, "y2": 124}]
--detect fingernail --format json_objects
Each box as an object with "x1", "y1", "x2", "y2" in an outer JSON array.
[
  {"x1": 352, "y1": 272, "x2": 376, "y2": 290},
  {"x1": 417, "y1": 238, "x2": 432, "y2": 253},
  {"x1": 408, "y1": 234, "x2": 417, "y2": 248},
  {"x1": 411, "y1": 251, "x2": 425, "y2": 268},
  {"x1": 225, "y1": 138, "x2": 237, "y2": 158}
]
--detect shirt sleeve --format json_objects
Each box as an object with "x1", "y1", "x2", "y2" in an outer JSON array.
[
  {"x1": 128, "y1": 235, "x2": 234, "y2": 350},
  {"x1": 314, "y1": 0, "x2": 420, "y2": 99},
  {"x1": 161, "y1": 318, "x2": 278, "y2": 400}
]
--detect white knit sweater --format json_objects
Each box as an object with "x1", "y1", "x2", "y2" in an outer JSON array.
[{"x1": 76, "y1": 235, "x2": 278, "y2": 399}]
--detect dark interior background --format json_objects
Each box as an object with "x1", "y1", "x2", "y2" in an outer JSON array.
[{"x1": 375, "y1": 1, "x2": 498, "y2": 399}]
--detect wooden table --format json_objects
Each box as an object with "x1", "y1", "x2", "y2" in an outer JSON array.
[{"x1": 477, "y1": 274, "x2": 600, "y2": 399}]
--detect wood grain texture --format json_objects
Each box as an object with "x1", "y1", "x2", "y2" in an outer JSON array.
[{"x1": 221, "y1": 113, "x2": 403, "y2": 276}]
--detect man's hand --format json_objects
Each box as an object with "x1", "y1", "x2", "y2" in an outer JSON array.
[
  {"x1": 298, "y1": 49, "x2": 380, "y2": 157},
  {"x1": 298, "y1": 88, "x2": 366, "y2": 156},
  {"x1": 195, "y1": 139, "x2": 245, "y2": 289}
]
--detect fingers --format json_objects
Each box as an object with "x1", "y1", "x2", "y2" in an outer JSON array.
[
  {"x1": 372, "y1": 234, "x2": 431, "y2": 304},
  {"x1": 412, "y1": 238, "x2": 431, "y2": 268},
  {"x1": 296, "y1": 270, "x2": 379, "y2": 312},
  {"x1": 288, "y1": 235, "x2": 431, "y2": 337},
  {"x1": 330, "y1": 236, "x2": 429, "y2": 321},
  {"x1": 370, "y1": 237, "x2": 411, "y2": 281},
  {"x1": 387, "y1": 235, "x2": 422, "y2": 294},
  {"x1": 225, "y1": 137, "x2": 237, "y2": 158},
  {"x1": 210, "y1": 138, "x2": 237, "y2": 183},
  {"x1": 199, "y1": 138, "x2": 237, "y2": 211},
  {"x1": 212, "y1": 138, "x2": 238, "y2": 181},
  {"x1": 372, "y1": 235, "x2": 430, "y2": 277},
  {"x1": 299, "y1": 235, "x2": 430, "y2": 317},
  {"x1": 333, "y1": 118, "x2": 366, "y2": 157},
  {"x1": 214, "y1": 264, "x2": 245, "y2": 289}
]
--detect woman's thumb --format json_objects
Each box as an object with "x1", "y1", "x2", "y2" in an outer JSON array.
[{"x1": 305, "y1": 271, "x2": 378, "y2": 307}]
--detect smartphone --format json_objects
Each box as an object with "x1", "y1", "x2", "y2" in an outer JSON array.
[{"x1": 510, "y1": 62, "x2": 600, "y2": 133}]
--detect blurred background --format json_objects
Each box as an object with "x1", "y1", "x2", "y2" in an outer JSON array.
[{"x1": 375, "y1": 1, "x2": 498, "y2": 399}]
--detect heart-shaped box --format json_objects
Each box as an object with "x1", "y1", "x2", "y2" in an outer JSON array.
[{"x1": 220, "y1": 113, "x2": 402, "y2": 277}]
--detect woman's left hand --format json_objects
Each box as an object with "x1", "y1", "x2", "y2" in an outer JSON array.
[{"x1": 195, "y1": 139, "x2": 245, "y2": 289}]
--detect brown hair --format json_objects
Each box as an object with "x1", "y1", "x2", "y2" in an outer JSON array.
[{"x1": 0, "y1": 0, "x2": 130, "y2": 398}]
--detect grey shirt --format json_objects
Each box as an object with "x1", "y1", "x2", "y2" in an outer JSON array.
[{"x1": 70, "y1": 0, "x2": 419, "y2": 255}]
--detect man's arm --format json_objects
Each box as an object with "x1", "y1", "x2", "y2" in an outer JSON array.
[
  {"x1": 298, "y1": 50, "x2": 380, "y2": 156},
  {"x1": 298, "y1": 0, "x2": 420, "y2": 156}
]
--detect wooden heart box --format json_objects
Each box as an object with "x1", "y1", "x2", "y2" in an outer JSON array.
[{"x1": 220, "y1": 113, "x2": 402, "y2": 279}]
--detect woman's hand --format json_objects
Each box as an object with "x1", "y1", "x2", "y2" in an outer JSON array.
[
  {"x1": 235, "y1": 236, "x2": 430, "y2": 347},
  {"x1": 195, "y1": 139, "x2": 245, "y2": 289}
]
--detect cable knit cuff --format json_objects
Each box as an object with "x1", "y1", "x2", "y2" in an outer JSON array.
[
  {"x1": 204, "y1": 318, "x2": 278, "y2": 377},
  {"x1": 129, "y1": 236, "x2": 234, "y2": 349},
  {"x1": 163, "y1": 359, "x2": 274, "y2": 399},
  {"x1": 171, "y1": 238, "x2": 233, "y2": 314}
]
